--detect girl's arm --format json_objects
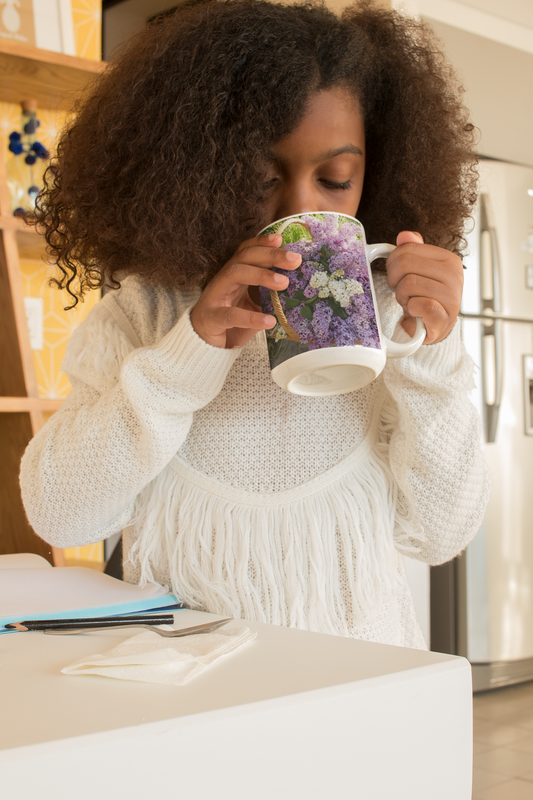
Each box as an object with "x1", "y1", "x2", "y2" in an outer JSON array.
[
  {"x1": 374, "y1": 274, "x2": 490, "y2": 564},
  {"x1": 20, "y1": 288, "x2": 241, "y2": 550},
  {"x1": 21, "y1": 234, "x2": 298, "y2": 550}
]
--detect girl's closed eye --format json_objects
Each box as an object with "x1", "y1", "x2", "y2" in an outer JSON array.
[
  {"x1": 263, "y1": 176, "x2": 354, "y2": 191},
  {"x1": 320, "y1": 178, "x2": 353, "y2": 190}
]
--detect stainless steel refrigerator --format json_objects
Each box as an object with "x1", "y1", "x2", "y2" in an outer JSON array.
[{"x1": 433, "y1": 157, "x2": 533, "y2": 691}]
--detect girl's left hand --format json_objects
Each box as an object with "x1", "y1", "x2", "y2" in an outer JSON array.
[{"x1": 386, "y1": 231, "x2": 463, "y2": 345}]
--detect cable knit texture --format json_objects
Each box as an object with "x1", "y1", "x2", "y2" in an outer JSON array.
[{"x1": 20, "y1": 273, "x2": 490, "y2": 650}]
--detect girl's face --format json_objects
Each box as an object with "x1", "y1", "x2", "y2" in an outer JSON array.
[{"x1": 263, "y1": 88, "x2": 365, "y2": 223}]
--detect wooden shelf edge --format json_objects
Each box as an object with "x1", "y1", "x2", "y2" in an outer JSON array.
[
  {"x1": 0, "y1": 397, "x2": 64, "y2": 412},
  {"x1": 0, "y1": 216, "x2": 39, "y2": 234},
  {"x1": 0, "y1": 39, "x2": 104, "y2": 75},
  {"x1": 1, "y1": 219, "x2": 54, "y2": 262},
  {"x1": 0, "y1": 215, "x2": 23, "y2": 232}
]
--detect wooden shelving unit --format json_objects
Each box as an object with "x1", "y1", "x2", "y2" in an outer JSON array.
[
  {"x1": 0, "y1": 45, "x2": 104, "y2": 563},
  {"x1": 0, "y1": 39, "x2": 103, "y2": 109}
]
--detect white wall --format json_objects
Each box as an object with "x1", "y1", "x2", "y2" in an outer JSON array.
[{"x1": 425, "y1": 17, "x2": 533, "y2": 167}]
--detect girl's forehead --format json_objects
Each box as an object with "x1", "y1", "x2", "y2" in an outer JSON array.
[{"x1": 271, "y1": 88, "x2": 365, "y2": 162}]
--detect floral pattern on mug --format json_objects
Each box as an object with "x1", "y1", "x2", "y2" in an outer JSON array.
[{"x1": 259, "y1": 213, "x2": 380, "y2": 370}]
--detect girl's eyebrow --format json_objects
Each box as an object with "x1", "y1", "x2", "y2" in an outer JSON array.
[
  {"x1": 267, "y1": 145, "x2": 363, "y2": 164},
  {"x1": 312, "y1": 145, "x2": 363, "y2": 163}
]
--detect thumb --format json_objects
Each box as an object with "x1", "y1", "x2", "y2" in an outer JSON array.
[{"x1": 396, "y1": 230, "x2": 424, "y2": 246}]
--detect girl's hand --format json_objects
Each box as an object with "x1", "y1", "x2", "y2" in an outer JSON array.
[
  {"x1": 386, "y1": 231, "x2": 463, "y2": 345},
  {"x1": 190, "y1": 234, "x2": 301, "y2": 349}
]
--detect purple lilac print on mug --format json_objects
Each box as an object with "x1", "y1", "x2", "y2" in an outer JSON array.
[{"x1": 259, "y1": 213, "x2": 380, "y2": 371}]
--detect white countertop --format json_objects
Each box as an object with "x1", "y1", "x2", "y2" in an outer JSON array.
[{"x1": 0, "y1": 609, "x2": 473, "y2": 799}]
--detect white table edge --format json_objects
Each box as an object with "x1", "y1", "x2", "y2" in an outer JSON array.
[{"x1": 0, "y1": 655, "x2": 471, "y2": 763}]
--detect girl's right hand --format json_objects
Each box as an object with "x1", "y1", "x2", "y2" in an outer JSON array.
[{"x1": 190, "y1": 233, "x2": 301, "y2": 349}]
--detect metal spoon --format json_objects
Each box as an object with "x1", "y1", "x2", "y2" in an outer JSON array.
[{"x1": 44, "y1": 617, "x2": 232, "y2": 637}]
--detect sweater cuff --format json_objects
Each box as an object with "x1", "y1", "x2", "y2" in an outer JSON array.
[{"x1": 153, "y1": 309, "x2": 243, "y2": 398}]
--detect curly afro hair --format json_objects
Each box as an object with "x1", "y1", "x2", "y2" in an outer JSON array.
[{"x1": 32, "y1": 0, "x2": 477, "y2": 306}]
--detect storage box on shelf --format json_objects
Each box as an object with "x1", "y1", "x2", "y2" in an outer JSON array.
[{"x1": 0, "y1": 42, "x2": 104, "y2": 564}]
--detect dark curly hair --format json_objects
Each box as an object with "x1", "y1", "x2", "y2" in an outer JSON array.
[{"x1": 31, "y1": 0, "x2": 477, "y2": 306}]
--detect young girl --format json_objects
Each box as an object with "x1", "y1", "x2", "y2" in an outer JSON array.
[{"x1": 21, "y1": 0, "x2": 489, "y2": 649}]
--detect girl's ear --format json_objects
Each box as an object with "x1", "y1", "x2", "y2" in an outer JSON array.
[{"x1": 396, "y1": 231, "x2": 424, "y2": 246}]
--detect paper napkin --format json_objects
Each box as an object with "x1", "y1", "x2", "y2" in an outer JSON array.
[{"x1": 61, "y1": 626, "x2": 256, "y2": 685}]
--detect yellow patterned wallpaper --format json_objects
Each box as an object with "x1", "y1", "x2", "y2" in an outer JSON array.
[
  {"x1": 72, "y1": 0, "x2": 102, "y2": 61},
  {"x1": 1, "y1": 100, "x2": 101, "y2": 401},
  {"x1": 18, "y1": 258, "x2": 101, "y2": 399},
  {"x1": 2, "y1": 3, "x2": 104, "y2": 562}
]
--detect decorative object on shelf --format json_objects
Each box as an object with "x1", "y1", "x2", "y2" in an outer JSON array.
[
  {"x1": 6, "y1": 99, "x2": 50, "y2": 216},
  {"x1": 0, "y1": 0, "x2": 35, "y2": 46},
  {"x1": 0, "y1": 0, "x2": 78, "y2": 55},
  {"x1": 0, "y1": 1, "x2": 102, "y2": 61}
]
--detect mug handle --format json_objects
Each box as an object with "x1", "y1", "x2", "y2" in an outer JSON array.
[{"x1": 366, "y1": 243, "x2": 426, "y2": 358}]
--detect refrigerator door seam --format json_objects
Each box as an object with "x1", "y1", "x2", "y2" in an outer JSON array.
[{"x1": 461, "y1": 312, "x2": 533, "y2": 324}]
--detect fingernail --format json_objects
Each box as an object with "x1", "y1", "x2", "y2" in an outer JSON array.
[
  {"x1": 265, "y1": 315, "x2": 276, "y2": 327},
  {"x1": 274, "y1": 273, "x2": 288, "y2": 285},
  {"x1": 285, "y1": 252, "x2": 300, "y2": 262},
  {"x1": 268, "y1": 233, "x2": 280, "y2": 241}
]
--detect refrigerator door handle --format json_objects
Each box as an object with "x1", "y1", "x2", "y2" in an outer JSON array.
[
  {"x1": 479, "y1": 194, "x2": 503, "y2": 443},
  {"x1": 480, "y1": 193, "x2": 501, "y2": 313},
  {"x1": 483, "y1": 319, "x2": 502, "y2": 443}
]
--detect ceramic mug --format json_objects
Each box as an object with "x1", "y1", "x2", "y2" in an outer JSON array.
[{"x1": 258, "y1": 212, "x2": 426, "y2": 396}]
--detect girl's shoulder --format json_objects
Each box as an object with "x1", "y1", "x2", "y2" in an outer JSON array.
[
  {"x1": 62, "y1": 276, "x2": 200, "y2": 390},
  {"x1": 105, "y1": 275, "x2": 201, "y2": 348}
]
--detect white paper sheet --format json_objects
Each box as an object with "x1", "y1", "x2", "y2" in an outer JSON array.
[
  {"x1": 0, "y1": 567, "x2": 167, "y2": 618},
  {"x1": 0, "y1": 553, "x2": 52, "y2": 571}
]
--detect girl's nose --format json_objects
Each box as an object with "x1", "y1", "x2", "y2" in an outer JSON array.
[{"x1": 273, "y1": 181, "x2": 319, "y2": 220}]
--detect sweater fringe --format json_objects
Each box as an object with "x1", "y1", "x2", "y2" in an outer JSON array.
[{"x1": 128, "y1": 400, "x2": 425, "y2": 634}]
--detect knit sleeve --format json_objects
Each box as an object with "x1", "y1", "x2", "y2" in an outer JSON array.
[
  {"x1": 374, "y1": 273, "x2": 490, "y2": 565},
  {"x1": 20, "y1": 294, "x2": 242, "y2": 549}
]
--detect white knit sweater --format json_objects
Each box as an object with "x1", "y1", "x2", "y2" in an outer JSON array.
[{"x1": 20, "y1": 273, "x2": 490, "y2": 650}]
